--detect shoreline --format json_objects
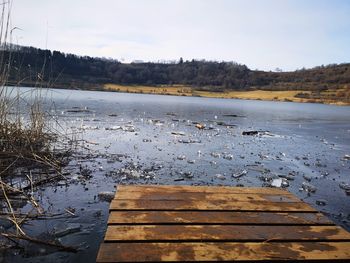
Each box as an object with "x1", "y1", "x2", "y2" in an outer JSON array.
[
  {"x1": 103, "y1": 84, "x2": 350, "y2": 106},
  {"x1": 5, "y1": 83, "x2": 349, "y2": 106}
]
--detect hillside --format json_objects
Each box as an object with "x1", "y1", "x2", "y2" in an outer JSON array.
[{"x1": 2, "y1": 45, "x2": 350, "y2": 104}]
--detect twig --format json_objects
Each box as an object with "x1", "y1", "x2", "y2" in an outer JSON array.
[
  {"x1": 0, "y1": 175, "x2": 26, "y2": 236},
  {"x1": 0, "y1": 233, "x2": 78, "y2": 253},
  {"x1": 65, "y1": 208, "x2": 75, "y2": 216}
]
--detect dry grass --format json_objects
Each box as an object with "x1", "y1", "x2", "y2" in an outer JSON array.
[
  {"x1": 193, "y1": 89, "x2": 310, "y2": 101},
  {"x1": 104, "y1": 84, "x2": 193, "y2": 96},
  {"x1": 0, "y1": 1, "x2": 75, "y2": 249},
  {"x1": 103, "y1": 84, "x2": 350, "y2": 105},
  {"x1": 0, "y1": 4, "x2": 55, "y2": 175}
]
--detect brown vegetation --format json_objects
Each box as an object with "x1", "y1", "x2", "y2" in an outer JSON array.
[
  {"x1": 0, "y1": 1, "x2": 75, "y2": 252},
  {"x1": 103, "y1": 84, "x2": 350, "y2": 105}
]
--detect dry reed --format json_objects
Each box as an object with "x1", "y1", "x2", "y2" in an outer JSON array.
[{"x1": 0, "y1": 0, "x2": 77, "y2": 253}]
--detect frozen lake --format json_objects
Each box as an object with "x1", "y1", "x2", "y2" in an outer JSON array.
[{"x1": 5, "y1": 87, "x2": 350, "y2": 262}]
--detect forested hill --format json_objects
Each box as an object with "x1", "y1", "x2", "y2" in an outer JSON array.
[{"x1": 2, "y1": 45, "x2": 350, "y2": 92}]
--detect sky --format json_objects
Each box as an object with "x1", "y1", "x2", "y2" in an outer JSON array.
[{"x1": 9, "y1": 0, "x2": 350, "y2": 71}]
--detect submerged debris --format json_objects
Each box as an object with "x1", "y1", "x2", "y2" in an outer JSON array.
[
  {"x1": 223, "y1": 154, "x2": 234, "y2": 160},
  {"x1": 316, "y1": 199, "x2": 327, "y2": 206},
  {"x1": 122, "y1": 125, "x2": 135, "y2": 132},
  {"x1": 53, "y1": 223, "x2": 81, "y2": 237},
  {"x1": 216, "y1": 121, "x2": 236, "y2": 128},
  {"x1": 303, "y1": 175, "x2": 313, "y2": 182},
  {"x1": 105, "y1": 126, "x2": 121, "y2": 130},
  {"x1": 242, "y1": 130, "x2": 259, "y2": 136},
  {"x1": 66, "y1": 107, "x2": 91, "y2": 113},
  {"x1": 222, "y1": 114, "x2": 240, "y2": 117},
  {"x1": 301, "y1": 182, "x2": 317, "y2": 193},
  {"x1": 178, "y1": 138, "x2": 201, "y2": 144},
  {"x1": 242, "y1": 130, "x2": 269, "y2": 136},
  {"x1": 166, "y1": 112, "x2": 177, "y2": 116},
  {"x1": 105, "y1": 125, "x2": 135, "y2": 132},
  {"x1": 183, "y1": 171, "x2": 193, "y2": 178},
  {"x1": 98, "y1": 191, "x2": 115, "y2": 202},
  {"x1": 171, "y1": 131, "x2": 186, "y2": 136},
  {"x1": 211, "y1": 152, "x2": 221, "y2": 158},
  {"x1": 195, "y1": 123, "x2": 206, "y2": 129},
  {"x1": 79, "y1": 125, "x2": 99, "y2": 130}
]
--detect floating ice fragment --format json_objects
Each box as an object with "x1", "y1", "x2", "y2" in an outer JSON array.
[
  {"x1": 232, "y1": 170, "x2": 247, "y2": 178},
  {"x1": 339, "y1": 182, "x2": 350, "y2": 191},
  {"x1": 343, "y1": 155, "x2": 350, "y2": 161},
  {"x1": 177, "y1": 155, "x2": 186, "y2": 160},
  {"x1": 211, "y1": 152, "x2": 221, "y2": 158},
  {"x1": 122, "y1": 125, "x2": 135, "y2": 132},
  {"x1": 53, "y1": 223, "x2": 81, "y2": 237},
  {"x1": 215, "y1": 174, "x2": 225, "y2": 180},
  {"x1": 178, "y1": 139, "x2": 201, "y2": 144},
  {"x1": 271, "y1": 178, "x2": 289, "y2": 188},
  {"x1": 271, "y1": 178, "x2": 282, "y2": 187}
]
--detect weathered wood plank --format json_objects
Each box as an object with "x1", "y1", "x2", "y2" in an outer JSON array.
[
  {"x1": 105, "y1": 225, "x2": 350, "y2": 242},
  {"x1": 108, "y1": 211, "x2": 333, "y2": 225},
  {"x1": 117, "y1": 185, "x2": 294, "y2": 195},
  {"x1": 98, "y1": 185, "x2": 350, "y2": 262},
  {"x1": 114, "y1": 191, "x2": 301, "y2": 202},
  {"x1": 110, "y1": 199, "x2": 316, "y2": 212},
  {"x1": 97, "y1": 242, "x2": 350, "y2": 262}
]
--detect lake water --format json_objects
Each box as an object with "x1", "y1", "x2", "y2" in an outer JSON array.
[{"x1": 4, "y1": 87, "x2": 350, "y2": 262}]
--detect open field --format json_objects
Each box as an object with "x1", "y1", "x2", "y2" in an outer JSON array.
[
  {"x1": 103, "y1": 84, "x2": 350, "y2": 105},
  {"x1": 104, "y1": 84, "x2": 193, "y2": 96}
]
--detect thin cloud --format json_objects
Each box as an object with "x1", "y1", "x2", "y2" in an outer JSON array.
[{"x1": 11, "y1": 0, "x2": 350, "y2": 71}]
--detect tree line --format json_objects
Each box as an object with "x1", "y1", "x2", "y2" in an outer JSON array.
[{"x1": 2, "y1": 45, "x2": 350, "y2": 91}]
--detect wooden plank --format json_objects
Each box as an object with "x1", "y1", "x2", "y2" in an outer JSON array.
[
  {"x1": 97, "y1": 242, "x2": 350, "y2": 262},
  {"x1": 116, "y1": 185, "x2": 294, "y2": 195},
  {"x1": 114, "y1": 191, "x2": 301, "y2": 202},
  {"x1": 110, "y1": 199, "x2": 316, "y2": 212},
  {"x1": 108, "y1": 211, "x2": 333, "y2": 225},
  {"x1": 104, "y1": 225, "x2": 350, "y2": 242},
  {"x1": 98, "y1": 185, "x2": 350, "y2": 262}
]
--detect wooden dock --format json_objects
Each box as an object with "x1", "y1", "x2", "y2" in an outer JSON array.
[{"x1": 97, "y1": 185, "x2": 350, "y2": 262}]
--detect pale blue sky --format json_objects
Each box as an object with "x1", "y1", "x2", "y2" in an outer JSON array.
[{"x1": 11, "y1": 0, "x2": 350, "y2": 71}]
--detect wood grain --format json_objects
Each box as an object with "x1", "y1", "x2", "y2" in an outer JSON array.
[
  {"x1": 116, "y1": 185, "x2": 294, "y2": 195},
  {"x1": 97, "y1": 185, "x2": 350, "y2": 262},
  {"x1": 108, "y1": 211, "x2": 333, "y2": 225},
  {"x1": 105, "y1": 225, "x2": 350, "y2": 242},
  {"x1": 97, "y1": 242, "x2": 350, "y2": 262},
  {"x1": 110, "y1": 199, "x2": 316, "y2": 212}
]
